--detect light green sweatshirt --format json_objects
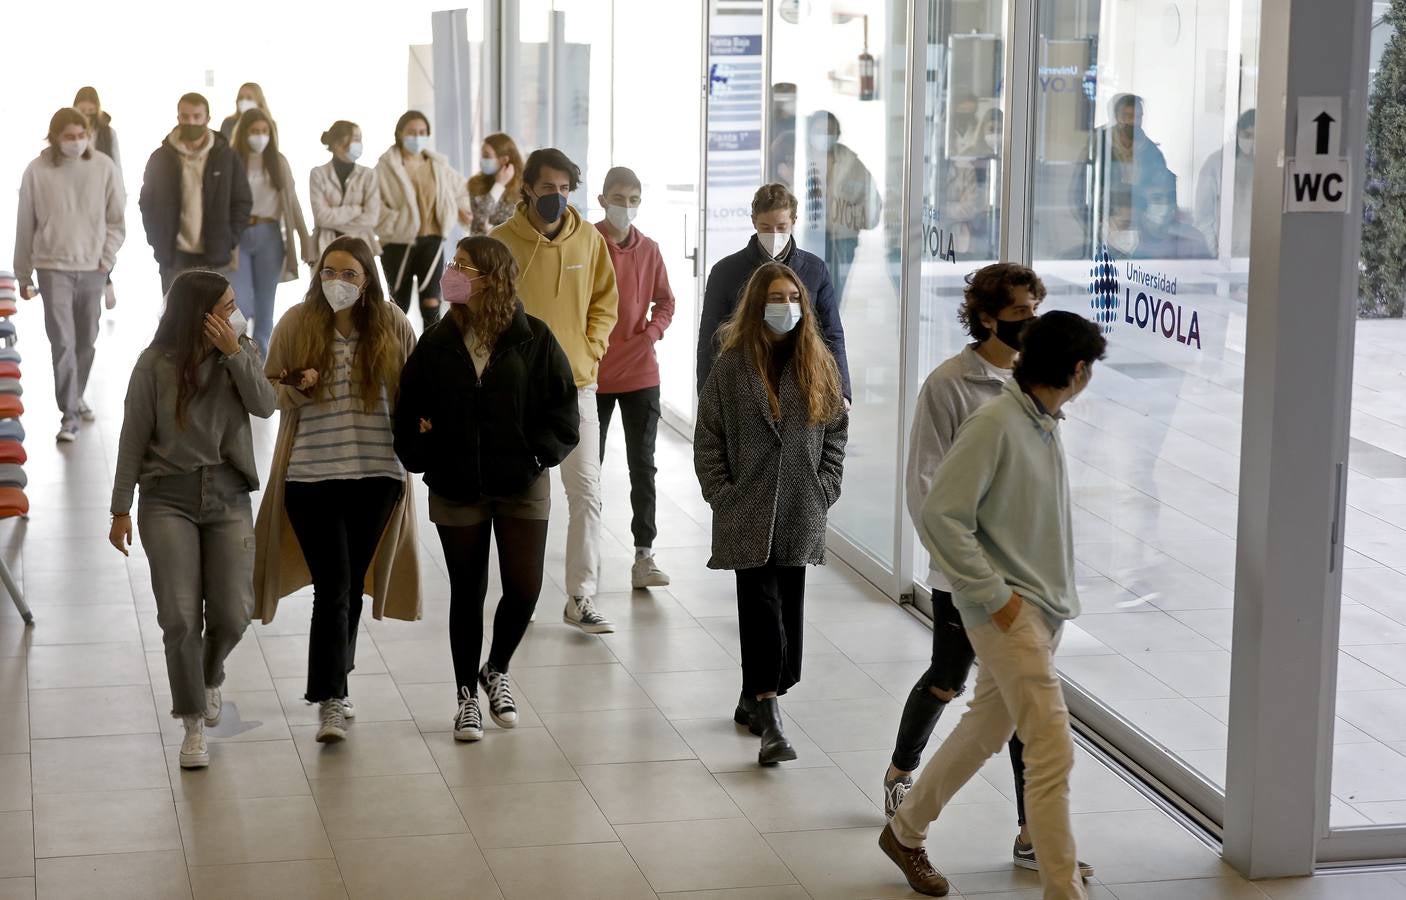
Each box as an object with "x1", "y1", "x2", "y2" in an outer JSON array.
[{"x1": 920, "y1": 377, "x2": 1079, "y2": 628}]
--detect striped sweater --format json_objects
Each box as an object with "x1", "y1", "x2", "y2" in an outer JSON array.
[{"x1": 286, "y1": 330, "x2": 404, "y2": 482}]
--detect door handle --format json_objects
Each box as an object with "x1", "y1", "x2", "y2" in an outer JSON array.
[{"x1": 684, "y1": 215, "x2": 700, "y2": 278}]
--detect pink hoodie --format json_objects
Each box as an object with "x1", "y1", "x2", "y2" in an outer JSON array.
[{"x1": 595, "y1": 222, "x2": 675, "y2": 394}]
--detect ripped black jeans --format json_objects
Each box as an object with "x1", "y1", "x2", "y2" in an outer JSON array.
[{"x1": 892, "y1": 589, "x2": 1028, "y2": 824}]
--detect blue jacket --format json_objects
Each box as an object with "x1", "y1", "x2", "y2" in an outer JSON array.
[{"x1": 696, "y1": 236, "x2": 852, "y2": 399}]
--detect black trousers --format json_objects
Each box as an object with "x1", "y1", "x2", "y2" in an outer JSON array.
[
  {"x1": 284, "y1": 477, "x2": 401, "y2": 703},
  {"x1": 891, "y1": 588, "x2": 1029, "y2": 823},
  {"x1": 382, "y1": 235, "x2": 446, "y2": 327},
  {"x1": 597, "y1": 386, "x2": 660, "y2": 549},
  {"x1": 736, "y1": 562, "x2": 806, "y2": 697},
  {"x1": 437, "y1": 517, "x2": 548, "y2": 691}
]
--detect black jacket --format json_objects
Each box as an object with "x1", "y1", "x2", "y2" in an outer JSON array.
[
  {"x1": 138, "y1": 131, "x2": 252, "y2": 268},
  {"x1": 696, "y1": 235, "x2": 852, "y2": 399},
  {"x1": 394, "y1": 305, "x2": 580, "y2": 502}
]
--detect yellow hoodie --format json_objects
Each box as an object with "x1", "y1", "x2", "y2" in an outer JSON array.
[{"x1": 491, "y1": 203, "x2": 619, "y2": 387}]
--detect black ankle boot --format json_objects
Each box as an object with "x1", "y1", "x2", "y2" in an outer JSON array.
[
  {"x1": 754, "y1": 697, "x2": 797, "y2": 765},
  {"x1": 734, "y1": 690, "x2": 762, "y2": 736}
]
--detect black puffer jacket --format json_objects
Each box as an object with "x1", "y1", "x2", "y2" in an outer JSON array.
[
  {"x1": 138, "y1": 130, "x2": 251, "y2": 268},
  {"x1": 394, "y1": 304, "x2": 579, "y2": 502}
]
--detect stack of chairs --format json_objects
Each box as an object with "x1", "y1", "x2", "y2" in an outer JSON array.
[{"x1": 0, "y1": 271, "x2": 30, "y2": 625}]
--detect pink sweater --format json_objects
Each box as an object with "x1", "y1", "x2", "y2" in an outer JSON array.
[{"x1": 595, "y1": 222, "x2": 675, "y2": 394}]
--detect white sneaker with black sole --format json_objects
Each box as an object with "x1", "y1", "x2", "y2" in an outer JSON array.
[
  {"x1": 316, "y1": 699, "x2": 347, "y2": 743},
  {"x1": 563, "y1": 596, "x2": 614, "y2": 633},
  {"x1": 179, "y1": 716, "x2": 209, "y2": 769},
  {"x1": 478, "y1": 664, "x2": 518, "y2": 728},
  {"x1": 1012, "y1": 836, "x2": 1095, "y2": 879},
  {"x1": 883, "y1": 772, "x2": 913, "y2": 819},
  {"x1": 204, "y1": 685, "x2": 222, "y2": 727},
  {"x1": 631, "y1": 553, "x2": 671, "y2": 589},
  {"x1": 453, "y1": 686, "x2": 484, "y2": 742}
]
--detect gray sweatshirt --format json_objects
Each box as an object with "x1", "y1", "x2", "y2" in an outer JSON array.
[
  {"x1": 905, "y1": 345, "x2": 1009, "y2": 591},
  {"x1": 111, "y1": 339, "x2": 277, "y2": 515},
  {"x1": 920, "y1": 378, "x2": 1079, "y2": 628},
  {"x1": 13, "y1": 150, "x2": 126, "y2": 284}
]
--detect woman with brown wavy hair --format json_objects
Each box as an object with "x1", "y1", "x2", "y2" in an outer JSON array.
[
  {"x1": 467, "y1": 133, "x2": 525, "y2": 235},
  {"x1": 694, "y1": 261, "x2": 848, "y2": 766},
  {"x1": 252, "y1": 235, "x2": 422, "y2": 744},
  {"x1": 394, "y1": 235, "x2": 579, "y2": 741}
]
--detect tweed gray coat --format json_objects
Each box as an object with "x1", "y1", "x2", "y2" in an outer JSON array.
[{"x1": 694, "y1": 347, "x2": 848, "y2": 570}]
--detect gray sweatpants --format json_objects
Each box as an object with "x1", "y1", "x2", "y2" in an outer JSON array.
[
  {"x1": 137, "y1": 465, "x2": 256, "y2": 718},
  {"x1": 35, "y1": 269, "x2": 105, "y2": 430}
]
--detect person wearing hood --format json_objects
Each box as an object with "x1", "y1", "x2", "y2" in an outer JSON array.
[
  {"x1": 594, "y1": 166, "x2": 675, "y2": 590},
  {"x1": 375, "y1": 110, "x2": 473, "y2": 329},
  {"x1": 13, "y1": 107, "x2": 126, "y2": 443},
  {"x1": 73, "y1": 86, "x2": 123, "y2": 310},
  {"x1": 697, "y1": 183, "x2": 851, "y2": 401},
  {"x1": 490, "y1": 148, "x2": 620, "y2": 635},
  {"x1": 310, "y1": 120, "x2": 380, "y2": 259},
  {"x1": 139, "y1": 92, "x2": 253, "y2": 294}
]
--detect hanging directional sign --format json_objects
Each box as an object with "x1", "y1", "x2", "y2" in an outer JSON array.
[{"x1": 1286, "y1": 96, "x2": 1350, "y2": 213}]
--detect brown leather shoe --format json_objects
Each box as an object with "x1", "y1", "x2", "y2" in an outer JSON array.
[{"x1": 879, "y1": 823, "x2": 949, "y2": 896}]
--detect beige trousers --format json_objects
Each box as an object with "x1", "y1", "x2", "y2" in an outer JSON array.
[{"x1": 892, "y1": 600, "x2": 1084, "y2": 900}]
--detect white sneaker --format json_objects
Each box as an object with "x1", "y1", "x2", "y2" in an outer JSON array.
[
  {"x1": 453, "y1": 687, "x2": 484, "y2": 742},
  {"x1": 342, "y1": 696, "x2": 356, "y2": 719},
  {"x1": 316, "y1": 699, "x2": 347, "y2": 743},
  {"x1": 204, "y1": 685, "x2": 222, "y2": 727},
  {"x1": 563, "y1": 596, "x2": 614, "y2": 634},
  {"x1": 179, "y1": 717, "x2": 209, "y2": 769},
  {"x1": 55, "y1": 426, "x2": 78, "y2": 443},
  {"x1": 78, "y1": 400, "x2": 95, "y2": 423},
  {"x1": 631, "y1": 553, "x2": 671, "y2": 589}
]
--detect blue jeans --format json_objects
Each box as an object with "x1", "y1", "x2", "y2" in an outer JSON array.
[{"x1": 230, "y1": 221, "x2": 285, "y2": 356}]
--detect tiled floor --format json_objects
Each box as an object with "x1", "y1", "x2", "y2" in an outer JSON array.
[{"x1": 1, "y1": 270, "x2": 1403, "y2": 898}]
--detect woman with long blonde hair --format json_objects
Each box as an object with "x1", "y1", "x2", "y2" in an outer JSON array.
[
  {"x1": 694, "y1": 261, "x2": 847, "y2": 765},
  {"x1": 394, "y1": 235, "x2": 578, "y2": 741},
  {"x1": 467, "y1": 132, "x2": 525, "y2": 235},
  {"x1": 219, "y1": 82, "x2": 272, "y2": 140},
  {"x1": 253, "y1": 236, "x2": 422, "y2": 744}
]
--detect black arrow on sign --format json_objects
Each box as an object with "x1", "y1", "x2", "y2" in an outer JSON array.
[{"x1": 1314, "y1": 111, "x2": 1335, "y2": 155}]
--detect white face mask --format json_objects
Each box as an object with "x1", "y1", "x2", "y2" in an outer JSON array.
[
  {"x1": 322, "y1": 279, "x2": 361, "y2": 312},
  {"x1": 756, "y1": 231, "x2": 789, "y2": 257},
  {"x1": 984, "y1": 132, "x2": 1002, "y2": 153},
  {"x1": 606, "y1": 205, "x2": 638, "y2": 231},
  {"x1": 59, "y1": 139, "x2": 88, "y2": 159},
  {"x1": 764, "y1": 302, "x2": 803, "y2": 334},
  {"x1": 403, "y1": 135, "x2": 429, "y2": 154},
  {"x1": 1237, "y1": 135, "x2": 1254, "y2": 157},
  {"x1": 346, "y1": 141, "x2": 364, "y2": 162},
  {"x1": 228, "y1": 308, "x2": 248, "y2": 338},
  {"x1": 248, "y1": 134, "x2": 270, "y2": 153},
  {"x1": 480, "y1": 157, "x2": 500, "y2": 176},
  {"x1": 237, "y1": 98, "x2": 258, "y2": 114}
]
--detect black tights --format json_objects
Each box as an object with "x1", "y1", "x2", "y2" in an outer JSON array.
[{"x1": 437, "y1": 517, "x2": 548, "y2": 691}]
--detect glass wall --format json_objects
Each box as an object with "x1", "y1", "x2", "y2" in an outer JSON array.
[
  {"x1": 1028, "y1": 0, "x2": 1260, "y2": 799},
  {"x1": 911, "y1": 0, "x2": 1009, "y2": 596},
  {"x1": 1330, "y1": 1, "x2": 1406, "y2": 831},
  {"x1": 770, "y1": 0, "x2": 907, "y2": 569}
]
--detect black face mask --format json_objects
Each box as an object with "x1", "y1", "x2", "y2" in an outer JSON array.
[
  {"x1": 533, "y1": 191, "x2": 569, "y2": 224},
  {"x1": 178, "y1": 123, "x2": 206, "y2": 143},
  {"x1": 994, "y1": 317, "x2": 1029, "y2": 351}
]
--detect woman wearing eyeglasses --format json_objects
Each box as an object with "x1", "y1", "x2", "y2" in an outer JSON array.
[
  {"x1": 253, "y1": 236, "x2": 422, "y2": 744},
  {"x1": 394, "y1": 235, "x2": 578, "y2": 741}
]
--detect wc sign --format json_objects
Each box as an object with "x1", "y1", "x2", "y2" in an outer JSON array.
[{"x1": 1285, "y1": 96, "x2": 1351, "y2": 213}]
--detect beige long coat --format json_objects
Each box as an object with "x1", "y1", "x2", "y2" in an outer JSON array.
[{"x1": 252, "y1": 301, "x2": 421, "y2": 624}]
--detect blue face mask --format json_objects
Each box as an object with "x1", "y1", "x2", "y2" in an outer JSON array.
[
  {"x1": 764, "y1": 302, "x2": 802, "y2": 334},
  {"x1": 403, "y1": 135, "x2": 428, "y2": 154},
  {"x1": 534, "y1": 191, "x2": 569, "y2": 224}
]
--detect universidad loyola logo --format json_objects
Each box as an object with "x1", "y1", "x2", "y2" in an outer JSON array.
[{"x1": 1087, "y1": 245, "x2": 1202, "y2": 349}]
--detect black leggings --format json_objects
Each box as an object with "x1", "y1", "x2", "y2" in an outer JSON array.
[
  {"x1": 437, "y1": 517, "x2": 548, "y2": 691},
  {"x1": 284, "y1": 477, "x2": 401, "y2": 703},
  {"x1": 382, "y1": 235, "x2": 446, "y2": 327}
]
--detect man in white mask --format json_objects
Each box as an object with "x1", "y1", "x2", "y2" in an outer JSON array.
[
  {"x1": 594, "y1": 167, "x2": 676, "y2": 590},
  {"x1": 696, "y1": 183, "x2": 851, "y2": 401}
]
